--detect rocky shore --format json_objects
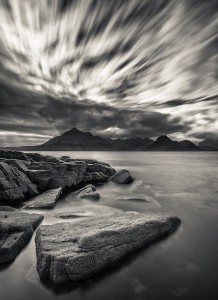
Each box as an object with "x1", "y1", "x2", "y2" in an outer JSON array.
[
  {"x1": 0, "y1": 150, "x2": 117, "y2": 205},
  {"x1": 0, "y1": 150, "x2": 181, "y2": 285}
]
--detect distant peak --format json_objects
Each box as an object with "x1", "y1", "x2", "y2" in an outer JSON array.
[
  {"x1": 69, "y1": 127, "x2": 80, "y2": 133},
  {"x1": 156, "y1": 135, "x2": 172, "y2": 142},
  {"x1": 63, "y1": 127, "x2": 84, "y2": 135}
]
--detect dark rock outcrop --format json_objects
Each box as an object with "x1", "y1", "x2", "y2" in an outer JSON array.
[
  {"x1": 110, "y1": 169, "x2": 134, "y2": 184},
  {"x1": 75, "y1": 184, "x2": 100, "y2": 200},
  {"x1": 23, "y1": 187, "x2": 62, "y2": 209},
  {"x1": 0, "y1": 150, "x2": 116, "y2": 204},
  {"x1": 26, "y1": 161, "x2": 86, "y2": 190},
  {"x1": 35, "y1": 212, "x2": 180, "y2": 283},
  {"x1": 0, "y1": 210, "x2": 43, "y2": 264},
  {"x1": 0, "y1": 161, "x2": 39, "y2": 204},
  {"x1": 75, "y1": 184, "x2": 97, "y2": 195}
]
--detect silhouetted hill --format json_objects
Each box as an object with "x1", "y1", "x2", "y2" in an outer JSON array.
[
  {"x1": 1, "y1": 128, "x2": 204, "y2": 151},
  {"x1": 149, "y1": 135, "x2": 199, "y2": 151},
  {"x1": 17, "y1": 128, "x2": 153, "y2": 151},
  {"x1": 198, "y1": 139, "x2": 218, "y2": 150}
]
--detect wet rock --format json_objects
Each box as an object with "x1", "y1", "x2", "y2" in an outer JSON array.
[
  {"x1": 83, "y1": 171, "x2": 108, "y2": 182},
  {"x1": 75, "y1": 184, "x2": 100, "y2": 200},
  {"x1": 0, "y1": 210, "x2": 43, "y2": 264},
  {"x1": 35, "y1": 212, "x2": 180, "y2": 283},
  {"x1": 58, "y1": 204, "x2": 122, "y2": 217},
  {"x1": 0, "y1": 150, "x2": 125, "y2": 204},
  {"x1": 0, "y1": 162, "x2": 39, "y2": 204},
  {"x1": 0, "y1": 150, "x2": 29, "y2": 161},
  {"x1": 76, "y1": 184, "x2": 96, "y2": 195},
  {"x1": 0, "y1": 206, "x2": 17, "y2": 211},
  {"x1": 26, "y1": 161, "x2": 86, "y2": 190},
  {"x1": 23, "y1": 187, "x2": 62, "y2": 209},
  {"x1": 86, "y1": 162, "x2": 115, "y2": 177},
  {"x1": 56, "y1": 211, "x2": 95, "y2": 218},
  {"x1": 80, "y1": 191, "x2": 100, "y2": 200},
  {"x1": 110, "y1": 169, "x2": 134, "y2": 184}
]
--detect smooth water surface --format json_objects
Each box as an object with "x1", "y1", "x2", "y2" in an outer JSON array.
[{"x1": 1, "y1": 152, "x2": 218, "y2": 300}]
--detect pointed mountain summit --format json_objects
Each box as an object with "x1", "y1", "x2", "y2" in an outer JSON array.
[
  {"x1": 149, "y1": 135, "x2": 199, "y2": 151},
  {"x1": 40, "y1": 128, "x2": 112, "y2": 150}
]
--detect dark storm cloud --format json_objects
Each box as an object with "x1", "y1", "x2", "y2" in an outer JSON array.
[
  {"x1": 0, "y1": 78, "x2": 190, "y2": 145},
  {"x1": 191, "y1": 131, "x2": 218, "y2": 140},
  {"x1": 0, "y1": 0, "x2": 217, "y2": 145},
  {"x1": 38, "y1": 96, "x2": 189, "y2": 138}
]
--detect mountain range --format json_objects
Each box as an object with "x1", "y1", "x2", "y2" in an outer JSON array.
[
  {"x1": 3, "y1": 127, "x2": 217, "y2": 151},
  {"x1": 15, "y1": 128, "x2": 154, "y2": 151}
]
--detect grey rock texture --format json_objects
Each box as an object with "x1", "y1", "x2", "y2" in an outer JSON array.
[
  {"x1": 35, "y1": 212, "x2": 180, "y2": 283},
  {"x1": 0, "y1": 161, "x2": 38, "y2": 203},
  {"x1": 110, "y1": 169, "x2": 134, "y2": 184},
  {"x1": 55, "y1": 211, "x2": 95, "y2": 218},
  {"x1": 0, "y1": 210, "x2": 43, "y2": 264},
  {"x1": 0, "y1": 205, "x2": 17, "y2": 211},
  {"x1": 23, "y1": 187, "x2": 62, "y2": 209},
  {"x1": 80, "y1": 191, "x2": 100, "y2": 200},
  {"x1": 0, "y1": 150, "x2": 116, "y2": 204},
  {"x1": 75, "y1": 184, "x2": 100, "y2": 200},
  {"x1": 76, "y1": 184, "x2": 96, "y2": 195}
]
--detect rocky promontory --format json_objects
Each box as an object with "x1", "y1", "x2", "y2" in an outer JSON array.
[
  {"x1": 35, "y1": 212, "x2": 180, "y2": 283},
  {"x1": 0, "y1": 150, "x2": 117, "y2": 205}
]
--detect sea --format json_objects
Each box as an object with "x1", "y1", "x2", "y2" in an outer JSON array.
[{"x1": 1, "y1": 151, "x2": 218, "y2": 300}]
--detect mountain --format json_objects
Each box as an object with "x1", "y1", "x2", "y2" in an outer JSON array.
[
  {"x1": 16, "y1": 128, "x2": 153, "y2": 151},
  {"x1": 149, "y1": 135, "x2": 199, "y2": 151},
  {"x1": 198, "y1": 139, "x2": 218, "y2": 150},
  {"x1": 1, "y1": 128, "x2": 202, "y2": 151}
]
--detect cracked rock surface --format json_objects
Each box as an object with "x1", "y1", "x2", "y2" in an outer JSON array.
[
  {"x1": 0, "y1": 209, "x2": 43, "y2": 264},
  {"x1": 23, "y1": 187, "x2": 62, "y2": 209},
  {"x1": 35, "y1": 212, "x2": 180, "y2": 283},
  {"x1": 0, "y1": 150, "x2": 117, "y2": 204}
]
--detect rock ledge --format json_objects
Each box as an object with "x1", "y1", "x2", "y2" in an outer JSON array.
[{"x1": 35, "y1": 212, "x2": 180, "y2": 283}]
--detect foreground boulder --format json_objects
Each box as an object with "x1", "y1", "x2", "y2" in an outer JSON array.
[
  {"x1": 0, "y1": 210, "x2": 43, "y2": 264},
  {"x1": 110, "y1": 169, "x2": 134, "y2": 184},
  {"x1": 35, "y1": 212, "x2": 180, "y2": 283},
  {"x1": 23, "y1": 187, "x2": 62, "y2": 209}
]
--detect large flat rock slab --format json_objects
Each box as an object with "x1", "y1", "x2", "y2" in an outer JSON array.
[
  {"x1": 35, "y1": 212, "x2": 180, "y2": 283},
  {"x1": 0, "y1": 210, "x2": 43, "y2": 264},
  {"x1": 23, "y1": 187, "x2": 62, "y2": 209}
]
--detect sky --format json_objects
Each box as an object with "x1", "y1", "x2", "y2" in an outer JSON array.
[{"x1": 0, "y1": 0, "x2": 217, "y2": 146}]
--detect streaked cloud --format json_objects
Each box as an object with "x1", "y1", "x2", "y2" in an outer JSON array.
[{"x1": 0, "y1": 0, "x2": 217, "y2": 145}]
